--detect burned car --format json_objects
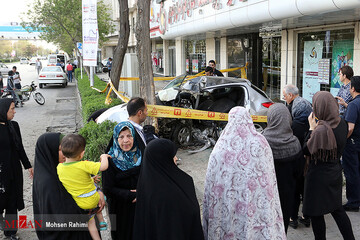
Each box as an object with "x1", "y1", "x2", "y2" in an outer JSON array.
[{"x1": 156, "y1": 75, "x2": 273, "y2": 147}]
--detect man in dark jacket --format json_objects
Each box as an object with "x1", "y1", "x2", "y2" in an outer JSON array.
[{"x1": 209, "y1": 60, "x2": 224, "y2": 77}]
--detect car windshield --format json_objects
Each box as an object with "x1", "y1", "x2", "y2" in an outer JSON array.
[
  {"x1": 163, "y1": 74, "x2": 188, "y2": 90},
  {"x1": 42, "y1": 67, "x2": 62, "y2": 72},
  {"x1": 181, "y1": 76, "x2": 247, "y2": 90},
  {"x1": 48, "y1": 57, "x2": 57, "y2": 63}
]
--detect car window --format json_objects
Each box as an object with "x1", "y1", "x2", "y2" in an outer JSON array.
[
  {"x1": 251, "y1": 84, "x2": 269, "y2": 98},
  {"x1": 42, "y1": 67, "x2": 62, "y2": 72},
  {"x1": 181, "y1": 77, "x2": 202, "y2": 91},
  {"x1": 48, "y1": 57, "x2": 57, "y2": 63},
  {"x1": 163, "y1": 74, "x2": 187, "y2": 90}
]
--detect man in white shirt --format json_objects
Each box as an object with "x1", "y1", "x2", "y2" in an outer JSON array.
[
  {"x1": 127, "y1": 97, "x2": 148, "y2": 154},
  {"x1": 35, "y1": 58, "x2": 42, "y2": 75}
]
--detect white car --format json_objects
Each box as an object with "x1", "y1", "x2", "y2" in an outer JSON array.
[
  {"x1": 0, "y1": 62, "x2": 9, "y2": 77},
  {"x1": 20, "y1": 58, "x2": 29, "y2": 64},
  {"x1": 38, "y1": 66, "x2": 67, "y2": 88},
  {"x1": 29, "y1": 57, "x2": 37, "y2": 65}
]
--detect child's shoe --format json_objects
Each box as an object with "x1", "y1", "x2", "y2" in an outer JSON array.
[{"x1": 99, "y1": 221, "x2": 107, "y2": 231}]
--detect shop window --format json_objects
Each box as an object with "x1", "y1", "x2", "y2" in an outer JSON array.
[
  {"x1": 185, "y1": 40, "x2": 206, "y2": 75},
  {"x1": 152, "y1": 43, "x2": 164, "y2": 74},
  {"x1": 227, "y1": 36, "x2": 252, "y2": 80},
  {"x1": 297, "y1": 29, "x2": 354, "y2": 103}
]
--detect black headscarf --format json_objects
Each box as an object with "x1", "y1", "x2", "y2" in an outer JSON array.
[
  {"x1": 133, "y1": 139, "x2": 204, "y2": 240},
  {"x1": 32, "y1": 133, "x2": 92, "y2": 240}
]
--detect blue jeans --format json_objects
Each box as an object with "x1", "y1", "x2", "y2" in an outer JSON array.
[
  {"x1": 67, "y1": 71, "x2": 72, "y2": 82},
  {"x1": 342, "y1": 137, "x2": 360, "y2": 207}
]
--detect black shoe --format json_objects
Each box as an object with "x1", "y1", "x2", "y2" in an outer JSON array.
[
  {"x1": 343, "y1": 204, "x2": 359, "y2": 212},
  {"x1": 289, "y1": 218, "x2": 298, "y2": 229},
  {"x1": 6, "y1": 235, "x2": 20, "y2": 240},
  {"x1": 299, "y1": 217, "x2": 311, "y2": 227}
]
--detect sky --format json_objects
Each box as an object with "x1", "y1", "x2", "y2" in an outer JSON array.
[{"x1": 0, "y1": 0, "x2": 32, "y2": 24}]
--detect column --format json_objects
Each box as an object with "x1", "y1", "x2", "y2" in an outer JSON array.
[
  {"x1": 220, "y1": 37, "x2": 228, "y2": 77},
  {"x1": 280, "y1": 29, "x2": 297, "y2": 95},
  {"x1": 353, "y1": 22, "x2": 360, "y2": 75},
  {"x1": 206, "y1": 38, "x2": 215, "y2": 64},
  {"x1": 163, "y1": 39, "x2": 170, "y2": 76},
  {"x1": 175, "y1": 38, "x2": 185, "y2": 76}
]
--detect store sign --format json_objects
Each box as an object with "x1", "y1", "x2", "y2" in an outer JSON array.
[
  {"x1": 150, "y1": 0, "x2": 247, "y2": 37},
  {"x1": 330, "y1": 39, "x2": 354, "y2": 96},
  {"x1": 82, "y1": 0, "x2": 98, "y2": 66},
  {"x1": 302, "y1": 41, "x2": 323, "y2": 103}
]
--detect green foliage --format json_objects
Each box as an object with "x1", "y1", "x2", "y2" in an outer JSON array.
[
  {"x1": 79, "y1": 120, "x2": 117, "y2": 162},
  {"x1": 22, "y1": 0, "x2": 114, "y2": 54},
  {"x1": 75, "y1": 68, "x2": 122, "y2": 121},
  {"x1": 75, "y1": 68, "x2": 122, "y2": 162}
]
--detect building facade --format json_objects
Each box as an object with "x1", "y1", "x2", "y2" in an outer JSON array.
[{"x1": 104, "y1": 0, "x2": 360, "y2": 102}]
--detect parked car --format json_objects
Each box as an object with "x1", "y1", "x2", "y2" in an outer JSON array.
[
  {"x1": 0, "y1": 62, "x2": 9, "y2": 77},
  {"x1": 20, "y1": 58, "x2": 29, "y2": 64},
  {"x1": 97, "y1": 75, "x2": 273, "y2": 147},
  {"x1": 38, "y1": 66, "x2": 67, "y2": 88},
  {"x1": 29, "y1": 57, "x2": 37, "y2": 65}
]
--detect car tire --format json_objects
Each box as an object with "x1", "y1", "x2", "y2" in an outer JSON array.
[
  {"x1": 253, "y1": 122, "x2": 267, "y2": 133},
  {"x1": 62, "y1": 83, "x2": 66, "y2": 88},
  {"x1": 39, "y1": 84, "x2": 43, "y2": 88},
  {"x1": 171, "y1": 123, "x2": 191, "y2": 147}
]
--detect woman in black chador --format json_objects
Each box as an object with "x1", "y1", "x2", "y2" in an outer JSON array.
[
  {"x1": 133, "y1": 138, "x2": 204, "y2": 240},
  {"x1": 33, "y1": 132, "x2": 103, "y2": 240},
  {"x1": 0, "y1": 98, "x2": 33, "y2": 240}
]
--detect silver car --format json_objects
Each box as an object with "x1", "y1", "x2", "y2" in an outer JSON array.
[
  {"x1": 157, "y1": 75, "x2": 273, "y2": 146},
  {"x1": 38, "y1": 66, "x2": 67, "y2": 88},
  {"x1": 0, "y1": 62, "x2": 9, "y2": 77}
]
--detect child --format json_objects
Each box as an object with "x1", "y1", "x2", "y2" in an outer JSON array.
[{"x1": 57, "y1": 134, "x2": 109, "y2": 240}]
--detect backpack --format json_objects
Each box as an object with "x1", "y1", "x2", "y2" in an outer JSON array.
[{"x1": 67, "y1": 64, "x2": 73, "y2": 71}]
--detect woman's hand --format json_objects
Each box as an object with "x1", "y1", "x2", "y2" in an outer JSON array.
[
  {"x1": 131, "y1": 189, "x2": 136, "y2": 203},
  {"x1": 28, "y1": 168, "x2": 34, "y2": 179},
  {"x1": 97, "y1": 190, "x2": 106, "y2": 212},
  {"x1": 308, "y1": 112, "x2": 318, "y2": 131},
  {"x1": 92, "y1": 175, "x2": 101, "y2": 184}
]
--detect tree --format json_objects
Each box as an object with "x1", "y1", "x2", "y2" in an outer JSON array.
[
  {"x1": 135, "y1": 0, "x2": 155, "y2": 106},
  {"x1": 110, "y1": 0, "x2": 130, "y2": 92},
  {"x1": 22, "y1": 0, "x2": 114, "y2": 57}
]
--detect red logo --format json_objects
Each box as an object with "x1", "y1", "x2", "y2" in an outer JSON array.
[
  {"x1": 208, "y1": 112, "x2": 215, "y2": 118},
  {"x1": 5, "y1": 215, "x2": 42, "y2": 229},
  {"x1": 185, "y1": 110, "x2": 192, "y2": 117},
  {"x1": 174, "y1": 109, "x2": 181, "y2": 115},
  {"x1": 151, "y1": 107, "x2": 158, "y2": 115},
  {"x1": 219, "y1": 113, "x2": 225, "y2": 119}
]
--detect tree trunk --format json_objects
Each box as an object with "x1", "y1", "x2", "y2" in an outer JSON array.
[
  {"x1": 135, "y1": 0, "x2": 155, "y2": 105},
  {"x1": 111, "y1": 0, "x2": 130, "y2": 92}
]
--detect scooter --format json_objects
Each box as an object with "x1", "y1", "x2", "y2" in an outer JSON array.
[{"x1": 1, "y1": 81, "x2": 45, "y2": 106}]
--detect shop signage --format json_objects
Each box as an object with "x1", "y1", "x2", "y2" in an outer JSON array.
[
  {"x1": 302, "y1": 41, "x2": 323, "y2": 103},
  {"x1": 150, "y1": 0, "x2": 247, "y2": 37},
  {"x1": 318, "y1": 59, "x2": 330, "y2": 85},
  {"x1": 82, "y1": 0, "x2": 98, "y2": 66},
  {"x1": 330, "y1": 39, "x2": 354, "y2": 96}
]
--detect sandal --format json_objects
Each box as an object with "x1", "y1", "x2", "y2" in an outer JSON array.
[{"x1": 99, "y1": 221, "x2": 107, "y2": 231}]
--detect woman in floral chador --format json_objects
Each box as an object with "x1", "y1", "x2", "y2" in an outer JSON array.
[{"x1": 202, "y1": 106, "x2": 286, "y2": 240}]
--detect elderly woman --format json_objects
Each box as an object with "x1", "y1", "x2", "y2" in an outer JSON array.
[
  {"x1": 33, "y1": 132, "x2": 105, "y2": 240},
  {"x1": 303, "y1": 91, "x2": 355, "y2": 240},
  {"x1": 133, "y1": 138, "x2": 204, "y2": 240},
  {"x1": 203, "y1": 106, "x2": 286, "y2": 240},
  {"x1": 102, "y1": 121, "x2": 142, "y2": 240},
  {"x1": 0, "y1": 98, "x2": 33, "y2": 240},
  {"x1": 263, "y1": 103, "x2": 302, "y2": 233}
]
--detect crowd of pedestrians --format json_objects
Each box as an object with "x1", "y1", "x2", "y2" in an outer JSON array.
[{"x1": 1, "y1": 67, "x2": 360, "y2": 239}]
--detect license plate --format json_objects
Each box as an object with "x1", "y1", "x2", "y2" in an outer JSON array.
[{"x1": 48, "y1": 74, "x2": 55, "y2": 78}]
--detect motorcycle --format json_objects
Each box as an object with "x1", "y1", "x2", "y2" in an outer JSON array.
[{"x1": 1, "y1": 81, "x2": 45, "y2": 106}]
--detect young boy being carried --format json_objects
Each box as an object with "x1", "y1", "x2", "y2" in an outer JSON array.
[{"x1": 57, "y1": 134, "x2": 109, "y2": 240}]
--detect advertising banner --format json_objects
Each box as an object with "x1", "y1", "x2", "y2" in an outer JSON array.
[
  {"x1": 192, "y1": 59, "x2": 198, "y2": 73},
  {"x1": 82, "y1": 0, "x2": 98, "y2": 66},
  {"x1": 302, "y1": 41, "x2": 323, "y2": 103},
  {"x1": 318, "y1": 59, "x2": 330, "y2": 85},
  {"x1": 330, "y1": 39, "x2": 353, "y2": 96}
]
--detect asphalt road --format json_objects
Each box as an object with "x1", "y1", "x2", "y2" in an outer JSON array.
[{"x1": 1, "y1": 61, "x2": 82, "y2": 239}]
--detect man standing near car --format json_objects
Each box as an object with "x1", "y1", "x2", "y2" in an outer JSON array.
[
  {"x1": 127, "y1": 97, "x2": 148, "y2": 152},
  {"x1": 66, "y1": 61, "x2": 73, "y2": 83},
  {"x1": 209, "y1": 60, "x2": 224, "y2": 77},
  {"x1": 12, "y1": 66, "x2": 21, "y2": 90},
  {"x1": 35, "y1": 58, "x2": 42, "y2": 75},
  {"x1": 106, "y1": 58, "x2": 112, "y2": 78}
]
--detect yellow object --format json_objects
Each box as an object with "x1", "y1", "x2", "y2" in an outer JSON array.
[
  {"x1": 147, "y1": 104, "x2": 267, "y2": 123},
  {"x1": 57, "y1": 161, "x2": 101, "y2": 210}
]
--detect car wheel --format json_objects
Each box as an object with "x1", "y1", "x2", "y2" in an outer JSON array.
[
  {"x1": 171, "y1": 123, "x2": 191, "y2": 147},
  {"x1": 39, "y1": 84, "x2": 43, "y2": 88},
  {"x1": 62, "y1": 83, "x2": 66, "y2": 88},
  {"x1": 253, "y1": 122, "x2": 267, "y2": 133},
  {"x1": 34, "y1": 92, "x2": 45, "y2": 105}
]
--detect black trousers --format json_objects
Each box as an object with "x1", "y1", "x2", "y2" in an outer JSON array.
[
  {"x1": 311, "y1": 207, "x2": 355, "y2": 240},
  {"x1": 274, "y1": 160, "x2": 297, "y2": 233},
  {"x1": 0, "y1": 182, "x2": 18, "y2": 236}
]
